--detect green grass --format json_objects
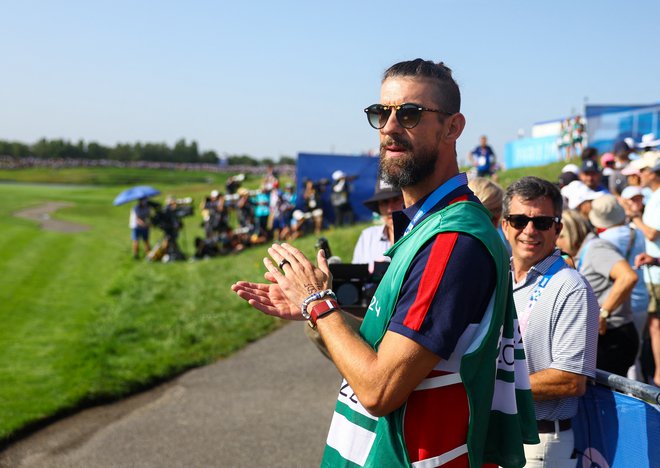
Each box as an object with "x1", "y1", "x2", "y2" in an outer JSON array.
[
  {"x1": 0, "y1": 180, "x2": 363, "y2": 443},
  {"x1": 0, "y1": 161, "x2": 564, "y2": 443}
]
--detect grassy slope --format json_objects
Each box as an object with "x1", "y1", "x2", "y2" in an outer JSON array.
[
  {"x1": 0, "y1": 162, "x2": 565, "y2": 442},
  {"x1": 0, "y1": 179, "x2": 362, "y2": 442}
]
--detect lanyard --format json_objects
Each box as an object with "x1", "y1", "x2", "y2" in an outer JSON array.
[
  {"x1": 518, "y1": 256, "x2": 565, "y2": 337},
  {"x1": 403, "y1": 173, "x2": 468, "y2": 236}
]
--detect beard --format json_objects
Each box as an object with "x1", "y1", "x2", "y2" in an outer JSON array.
[{"x1": 378, "y1": 137, "x2": 437, "y2": 189}]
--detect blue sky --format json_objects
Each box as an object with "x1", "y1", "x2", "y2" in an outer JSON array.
[{"x1": 1, "y1": 0, "x2": 658, "y2": 165}]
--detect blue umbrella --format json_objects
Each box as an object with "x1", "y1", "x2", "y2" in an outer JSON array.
[{"x1": 113, "y1": 186, "x2": 161, "y2": 206}]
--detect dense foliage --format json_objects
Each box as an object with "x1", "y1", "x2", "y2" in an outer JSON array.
[{"x1": 0, "y1": 138, "x2": 294, "y2": 166}]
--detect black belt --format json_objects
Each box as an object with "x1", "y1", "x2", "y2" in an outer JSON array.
[{"x1": 537, "y1": 419, "x2": 572, "y2": 434}]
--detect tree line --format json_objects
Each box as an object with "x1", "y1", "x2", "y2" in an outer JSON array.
[{"x1": 0, "y1": 138, "x2": 296, "y2": 166}]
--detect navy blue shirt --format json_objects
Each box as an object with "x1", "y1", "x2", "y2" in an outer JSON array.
[{"x1": 389, "y1": 179, "x2": 497, "y2": 359}]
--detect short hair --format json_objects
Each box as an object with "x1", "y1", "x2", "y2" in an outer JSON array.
[
  {"x1": 383, "y1": 59, "x2": 461, "y2": 114},
  {"x1": 581, "y1": 147, "x2": 598, "y2": 161},
  {"x1": 503, "y1": 176, "x2": 563, "y2": 218},
  {"x1": 468, "y1": 177, "x2": 504, "y2": 224}
]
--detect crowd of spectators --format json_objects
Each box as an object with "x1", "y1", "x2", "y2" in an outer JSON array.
[{"x1": 192, "y1": 167, "x2": 351, "y2": 259}]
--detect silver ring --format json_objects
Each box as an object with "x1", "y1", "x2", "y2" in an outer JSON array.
[{"x1": 278, "y1": 259, "x2": 291, "y2": 270}]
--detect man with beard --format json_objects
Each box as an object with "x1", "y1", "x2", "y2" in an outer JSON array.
[{"x1": 232, "y1": 59, "x2": 537, "y2": 468}]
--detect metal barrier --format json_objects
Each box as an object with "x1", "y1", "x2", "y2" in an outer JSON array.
[{"x1": 594, "y1": 369, "x2": 660, "y2": 404}]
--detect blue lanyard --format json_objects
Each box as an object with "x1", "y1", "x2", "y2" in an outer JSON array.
[
  {"x1": 403, "y1": 173, "x2": 468, "y2": 236},
  {"x1": 519, "y1": 255, "x2": 565, "y2": 335}
]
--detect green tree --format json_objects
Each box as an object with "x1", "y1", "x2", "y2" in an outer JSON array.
[
  {"x1": 278, "y1": 155, "x2": 296, "y2": 165},
  {"x1": 87, "y1": 142, "x2": 109, "y2": 160}
]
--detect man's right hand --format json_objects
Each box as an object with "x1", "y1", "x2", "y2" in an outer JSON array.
[{"x1": 231, "y1": 280, "x2": 303, "y2": 321}]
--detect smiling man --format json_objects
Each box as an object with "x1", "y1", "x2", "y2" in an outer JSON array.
[
  {"x1": 233, "y1": 59, "x2": 537, "y2": 467},
  {"x1": 502, "y1": 176, "x2": 599, "y2": 467}
]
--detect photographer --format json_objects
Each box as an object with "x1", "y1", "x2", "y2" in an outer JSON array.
[
  {"x1": 149, "y1": 196, "x2": 193, "y2": 262},
  {"x1": 330, "y1": 170, "x2": 355, "y2": 227},
  {"x1": 302, "y1": 179, "x2": 324, "y2": 235}
]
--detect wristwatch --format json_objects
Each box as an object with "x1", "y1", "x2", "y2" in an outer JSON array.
[
  {"x1": 301, "y1": 289, "x2": 336, "y2": 320},
  {"x1": 308, "y1": 299, "x2": 340, "y2": 329},
  {"x1": 599, "y1": 308, "x2": 610, "y2": 319}
]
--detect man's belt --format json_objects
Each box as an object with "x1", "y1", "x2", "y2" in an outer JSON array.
[{"x1": 537, "y1": 419, "x2": 572, "y2": 434}]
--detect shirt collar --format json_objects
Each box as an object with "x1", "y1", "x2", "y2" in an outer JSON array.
[
  {"x1": 511, "y1": 249, "x2": 563, "y2": 286},
  {"x1": 393, "y1": 173, "x2": 470, "y2": 241}
]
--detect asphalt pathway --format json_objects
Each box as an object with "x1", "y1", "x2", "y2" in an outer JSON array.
[{"x1": 0, "y1": 322, "x2": 341, "y2": 468}]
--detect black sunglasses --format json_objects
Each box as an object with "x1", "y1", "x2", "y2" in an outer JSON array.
[
  {"x1": 505, "y1": 214, "x2": 561, "y2": 231},
  {"x1": 364, "y1": 103, "x2": 452, "y2": 129}
]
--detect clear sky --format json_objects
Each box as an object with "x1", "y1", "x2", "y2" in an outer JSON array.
[{"x1": 1, "y1": 0, "x2": 658, "y2": 165}]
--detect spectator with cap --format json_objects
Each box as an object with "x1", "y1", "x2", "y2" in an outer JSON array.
[
  {"x1": 561, "y1": 180, "x2": 601, "y2": 218},
  {"x1": 637, "y1": 133, "x2": 660, "y2": 153},
  {"x1": 596, "y1": 192, "x2": 649, "y2": 380},
  {"x1": 579, "y1": 159, "x2": 609, "y2": 194},
  {"x1": 624, "y1": 154, "x2": 660, "y2": 385},
  {"x1": 609, "y1": 140, "x2": 634, "y2": 195},
  {"x1": 621, "y1": 163, "x2": 642, "y2": 193},
  {"x1": 600, "y1": 153, "x2": 616, "y2": 190},
  {"x1": 558, "y1": 172, "x2": 579, "y2": 190},
  {"x1": 562, "y1": 163, "x2": 580, "y2": 175},
  {"x1": 352, "y1": 178, "x2": 404, "y2": 266},
  {"x1": 330, "y1": 170, "x2": 355, "y2": 227},
  {"x1": 580, "y1": 195, "x2": 639, "y2": 377}
]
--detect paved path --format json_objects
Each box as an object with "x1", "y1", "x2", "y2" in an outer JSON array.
[
  {"x1": 13, "y1": 202, "x2": 89, "y2": 233},
  {"x1": 0, "y1": 322, "x2": 341, "y2": 468}
]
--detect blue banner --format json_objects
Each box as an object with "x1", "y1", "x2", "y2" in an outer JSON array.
[
  {"x1": 503, "y1": 136, "x2": 559, "y2": 169},
  {"x1": 573, "y1": 385, "x2": 660, "y2": 467}
]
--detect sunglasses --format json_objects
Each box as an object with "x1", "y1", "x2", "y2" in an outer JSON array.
[
  {"x1": 505, "y1": 214, "x2": 560, "y2": 231},
  {"x1": 364, "y1": 103, "x2": 452, "y2": 130}
]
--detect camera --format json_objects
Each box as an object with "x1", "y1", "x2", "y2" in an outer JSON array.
[
  {"x1": 319, "y1": 238, "x2": 388, "y2": 317},
  {"x1": 151, "y1": 198, "x2": 194, "y2": 239}
]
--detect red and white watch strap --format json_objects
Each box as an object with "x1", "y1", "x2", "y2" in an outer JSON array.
[{"x1": 309, "y1": 299, "x2": 340, "y2": 328}]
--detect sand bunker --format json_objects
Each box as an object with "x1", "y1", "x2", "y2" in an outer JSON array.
[{"x1": 13, "y1": 202, "x2": 90, "y2": 233}]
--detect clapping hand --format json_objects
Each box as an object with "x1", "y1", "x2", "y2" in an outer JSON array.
[{"x1": 231, "y1": 243, "x2": 332, "y2": 321}]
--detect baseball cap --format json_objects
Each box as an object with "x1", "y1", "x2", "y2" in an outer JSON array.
[
  {"x1": 558, "y1": 171, "x2": 579, "y2": 188},
  {"x1": 363, "y1": 178, "x2": 403, "y2": 213},
  {"x1": 562, "y1": 163, "x2": 580, "y2": 175},
  {"x1": 332, "y1": 170, "x2": 346, "y2": 181},
  {"x1": 600, "y1": 153, "x2": 615, "y2": 167},
  {"x1": 637, "y1": 133, "x2": 660, "y2": 150},
  {"x1": 561, "y1": 181, "x2": 602, "y2": 210},
  {"x1": 629, "y1": 152, "x2": 660, "y2": 171},
  {"x1": 620, "y1": 185, "x2": 644, "y2": 200},
  {"x1": 210, "y1": 190, "x2": 219, "y2": 198},
  {"x1": 580, "y1": 159, "x2": 601, "y2": 173},
  {"x1": 621, "y1": 163, "x2": 641, "y2": 176},
  {"x1": 589, "y1": 195, "x2": 626, "y2": 229}
]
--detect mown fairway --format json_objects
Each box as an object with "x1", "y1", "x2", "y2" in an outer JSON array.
[{"x1": 0, "y1": 170, "x2": 363, "y2": 443}]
